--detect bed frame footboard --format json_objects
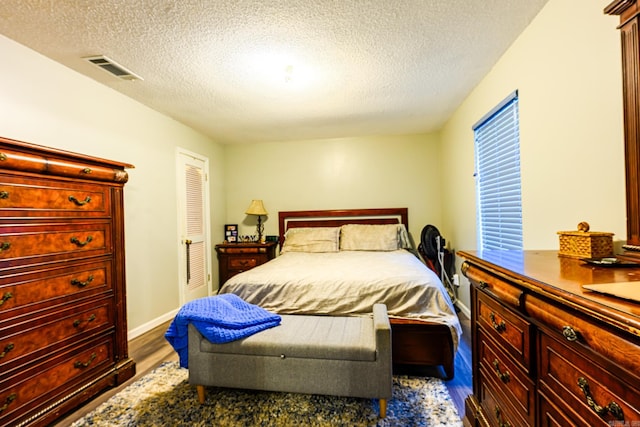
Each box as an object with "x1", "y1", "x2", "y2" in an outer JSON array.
[{"x1": 390, "y1": 320, "x2": 455, "y2": 380}]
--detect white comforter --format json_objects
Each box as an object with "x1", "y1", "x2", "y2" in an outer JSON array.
[{"x1": 219, "y1": 250, "x2": 462, "y2": 349}]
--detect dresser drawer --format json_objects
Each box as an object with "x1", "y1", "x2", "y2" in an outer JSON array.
[
  {"x1": 224, "y1": 253, "x2": 270, "y2": 277},
  {"x1": 479, "y1": 374, "x2": 527, "y2": 427},
  {"x1": 477, "y1": 291, "x2": 532, "y2": 372},
  {"x1": 478, "y1": 328, "x2": 535, "y2": 424},
  {"x1": 218, "y1": 245, "x2": 270, "y2": 255},
  {"x1": 465, "y1": 263, "x2": 524, "y2": 309},
  {"x1": 227, "y1": 256, "x2": 261, "y2": 271},
  {"x1": 525, "y1": 294, "x2": 640, "y2": 377},
  {"x1": 538, "y1": 332, "x2": 640, "y2": 426},
  {"x1": 0, "y1": 297, "x2": 113, "y2": 372},
  {"x1": 0, "y1": 338, "x2": 113, "y2": 426},
  {"x1": 0, "y1": 175, "x2": 110, "y2": 217},
  {"x1": 0, "y1": 145, "x2": 128, "y2": 183},
  {"x1": 538, "y1": 389, "x2": 588, "y2": 427},
  {"x1": 0, "y1": 221, "x2": 110, "y2": 268},
  {"x1": 0, "y1": 261, "x2": 111, "y2": 319}
]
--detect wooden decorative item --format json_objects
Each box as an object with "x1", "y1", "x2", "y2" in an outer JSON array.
[{"x1": 557, "y1": 222, "x2": 614, "y2": 259}]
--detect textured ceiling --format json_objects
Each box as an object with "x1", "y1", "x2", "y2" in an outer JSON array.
[{"x1": 0, "y1": 1, "x2": 548, "y2": 144}]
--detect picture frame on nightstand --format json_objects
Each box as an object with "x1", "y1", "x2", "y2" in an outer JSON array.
[{"x1": 225, "y1": 224, "x2": 238, "y2": 243}]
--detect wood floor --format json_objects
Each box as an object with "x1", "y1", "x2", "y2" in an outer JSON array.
[
  {"x1": 54, "y1": 313, "x2": 472, "y2": 425},
  {"x1": 444, "y1": 311, "x2": 473, "y2": 416}
]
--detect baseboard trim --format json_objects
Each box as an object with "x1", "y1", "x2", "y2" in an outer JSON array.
[
  {"x1": 455, "y1": 300, "x2": 471, "y2": 319},
  {"x1": 128, "y1": 308, "x2": 179, "y2": 341}
]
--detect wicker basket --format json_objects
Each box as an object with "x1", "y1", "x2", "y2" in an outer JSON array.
[{"x1": 557, "y1": 226, "x2": 613, "y2": 259}]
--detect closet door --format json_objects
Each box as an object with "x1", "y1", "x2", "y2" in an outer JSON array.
[{"x1": 176, "y1": 149, "x2": 212, "y2": 303}]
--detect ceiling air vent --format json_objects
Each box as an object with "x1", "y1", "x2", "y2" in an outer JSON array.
[{"x1": 84, "y1": 55, "x2": 143, "y2": 81}]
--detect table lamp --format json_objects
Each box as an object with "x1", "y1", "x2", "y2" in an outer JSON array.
[{"x1": 245, "y1": 200, "x2": 268, "y2": 243}]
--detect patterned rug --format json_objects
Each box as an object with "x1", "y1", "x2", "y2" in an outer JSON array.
[{"x1": 72, "y1": 361, "x2": 462, "y2": 426}]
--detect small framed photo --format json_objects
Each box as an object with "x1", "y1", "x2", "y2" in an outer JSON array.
[{"x1": 225, "y1": 224, "x2": 238, "y2": 243}]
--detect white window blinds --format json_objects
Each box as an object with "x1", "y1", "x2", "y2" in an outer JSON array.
[{"x1": 473, "y1": 91, "x2": 523, "y2": 251}]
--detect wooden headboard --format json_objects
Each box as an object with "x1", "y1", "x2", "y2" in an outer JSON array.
[{"x1": 278, "y1": 208, "x2": 409, "y2": 247}]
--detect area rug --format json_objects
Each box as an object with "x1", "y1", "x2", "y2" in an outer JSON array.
[{"x1": 72, "y1": 361, "x2": 462, "y2": 426}]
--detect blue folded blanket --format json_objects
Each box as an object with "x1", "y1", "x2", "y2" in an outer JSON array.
[{"x1": 165, "y1": 294, "x2": 281, "y2": 368}]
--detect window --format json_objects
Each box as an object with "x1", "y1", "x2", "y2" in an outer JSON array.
[{"x1": 473, "y1": 91, "x2": 523, "y2": 251}]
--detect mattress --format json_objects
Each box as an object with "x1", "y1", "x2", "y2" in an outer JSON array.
[{"x1": 219, "y1": 249, "x2": 462, "y2": 349}]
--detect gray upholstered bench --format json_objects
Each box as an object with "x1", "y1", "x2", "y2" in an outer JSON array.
[{"x1": 188, "y1": 303, "x2": 392, "y2": 417}]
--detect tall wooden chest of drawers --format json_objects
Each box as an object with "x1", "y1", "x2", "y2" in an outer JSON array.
[
  {"x1": 0, "y1": 136, "x2": 135, "y2": 427},
  {"x1": 459, "y1": 250, "x2": 640, "y2": 427}
]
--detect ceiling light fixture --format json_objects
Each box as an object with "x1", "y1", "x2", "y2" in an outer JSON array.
[{"x1": 284, "y1": 65, "x2": 294, "y2": 83}]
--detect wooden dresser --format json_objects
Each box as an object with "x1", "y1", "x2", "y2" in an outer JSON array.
[
  {"x1": 215, "y1": 241, "x2": 277, "y2": 286},
  {"x1": 0, "y1": 137, "x2": 135, "y2": 427},
  {"x1": 459, "y1": 250, "x2": 640, "y2": 427}
]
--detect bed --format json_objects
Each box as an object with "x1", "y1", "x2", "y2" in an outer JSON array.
[{"x1": 218, "y1": 208, "x2": 461, "y2": 379}]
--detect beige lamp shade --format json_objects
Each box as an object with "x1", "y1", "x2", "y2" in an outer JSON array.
[{"x1": 245, "y1": 200, "x2": 268, "y2": 216}]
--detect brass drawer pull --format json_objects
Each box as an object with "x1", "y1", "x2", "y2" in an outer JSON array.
[
  {"x1": 0, "y1": 393, "x2": 16, "y2": 414},
  {"x1": 74, "y1": 352, "x2": 97, "y2": 368},
  {"x1": 73, "y1": 313, "x2": 96, "y2": 328},
  {"x1": 0, "y1": 343, "x2": 14, "y2": 359},
  {"x1": 492, "y1": 359, "x2": 511, "y2": 383},
  {"x1": 82, "y1": 167, "x2": 92, "y2": 174},
  {"x1": 0, "y1": 242, "x2": 10, "y2": 252},
  {"x1": 494, "y1": 406, "x2": 511, "y2": 427},
  {"x1": 478, "y1": 280, "x2": 489, "y2": 290},
  {"x1": 489, "y1": 312, "x2": 506, "y2": 332},
  {"x1": 0, "y1": 191, "x2": 8, "y2": 199},
  {"x1": 562, "y1": 325, "x2": 578, "y2": 342},
  {"x1": 70, "y1": 236, "x2": 93, "y2": 247},
  {"x1": 0, "y1": 292, "x2": 12, "y2": 307},
  {"x1": 577, "y1": 377, "x2": 624, "y2": 420},
  {"x1": 71, "y1": 275, "x2": 94, "y2": 288},
  {"x1": 68, "y1": 195, "x2": 92, "y2": 206},
  {"x1": 0, "y1": 153, "x2": 6, "y2": 162}
]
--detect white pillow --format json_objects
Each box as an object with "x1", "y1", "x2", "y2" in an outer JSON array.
[
  {"x1": 340, "y1": 224, "x2": 402, "y2": 251},
  {"x1": 281, "y1": 227, "x2": 340, "y2": 253}
]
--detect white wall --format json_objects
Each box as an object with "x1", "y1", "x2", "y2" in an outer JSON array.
[
  {"x1": 225, "y1": 133, "x2": 443, "y2": 251},
  {"x1": 0, "y1": 35, "x2": 227, "y2": 337},
  {"x1": 440, "y1": 0, "x2": 625, "y2": 311}
]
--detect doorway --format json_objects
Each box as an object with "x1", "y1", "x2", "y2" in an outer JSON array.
[{"x1": 176, "y1": 148, "x2": 212, "y2": 304}]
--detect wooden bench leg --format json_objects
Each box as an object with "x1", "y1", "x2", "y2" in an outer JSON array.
[
  {"x1": 196, "y1": 385, "x2": 206, "y2": 404},
  {"x1": 379, "y1": 398, "x2": 387, "y2": 418}
]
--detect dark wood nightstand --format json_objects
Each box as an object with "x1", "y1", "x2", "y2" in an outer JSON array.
[{"x1": 215, "y1": 241, "x2": 277, "y2": 287}]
